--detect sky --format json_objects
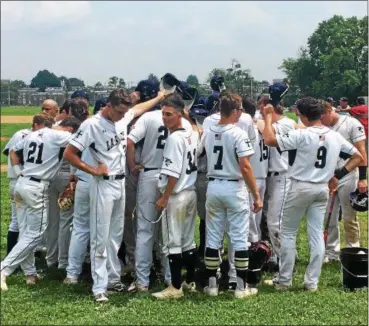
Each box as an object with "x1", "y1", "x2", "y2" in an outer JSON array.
[{"x1": 1, "y1": 1, "x2": 367, "y2": 86}]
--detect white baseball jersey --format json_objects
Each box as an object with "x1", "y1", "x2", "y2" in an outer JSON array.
[
  {"x1": 3, "y1": 129, "x2": 31, "y2": 179},
  {"x1": 69, "y1": 110, "x2": 135, "y2": 176},
  {"x1": 330, "y1": 115, "x2": 366, "y2": 169},
  {"x1": 12, "y1": 128, "x2": 73, "y2": 181},
  {"x1": 75, "y1": 148, "x2": 96, "y2": 183},
  {"x1": 127, "y1": 110, "x2": 191, "y2": 169},
  {"x1": 158, "y1": 128, "x2": 199, "y2": 194},
  {"x1": 202, "y1": 112, "x2": 256, "y2": 146},
  {"x1": 268, "y1": 116, "x2": 296, "y2": 172},
  {"x1": 250, "y1": 125, "x2": 269, "y2": 179},
  {"x1": 200, "y1": 124, "x2": 255, "y2": 180},
  {"x1": 276, "y1": 126, "x2": 357, "y2": 183}
]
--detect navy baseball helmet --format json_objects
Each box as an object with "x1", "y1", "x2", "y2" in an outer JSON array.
[
  {"x1": 210, "y1": 75, "x2": 226, "y2": 93},
  {"x1": 349, "y1": 189, "x2": 368, "y2": 212},
  {"x1": 268, "y1": 82, "x2": 289, "y2": 106},
  {"x1": 159, "y1": 73, "x2": 181, "y2": 93},
  {"x1": 71, "y1": 90, "x2": 89, "y2": 102},
  {"x1": 135, "y1": 79, "x2": 159, "y2": 103},
  {"x1": 326, "y1": 97, "x2": 335, "y2": 104},
  {"x1": 94, "y1": 97, "x2": 108, "y2": 115}
]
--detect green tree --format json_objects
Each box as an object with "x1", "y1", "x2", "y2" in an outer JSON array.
[
  {"x1": 108, "y1": 76, "x2": 119, "y2": 87},
  {"x1": 118, "y1": 78, "x2": 126, "y2": 88},
  {"x1": 30, "y1": 70, "x2": 61, "y2": 90},
  {"x1": 94, "y1": 81, "x2": 103, "y2": 89},
  {"x1": 280, "y1": 15, "x2": 368, "y2": 102},
  {"x1": 186, "y1": 74, "x2": 199, "y2": 87},
  {"x1": 147, "y1": 73, "x2": 159, "y2": 83},
  {"x1": 68, "y1": 77, "x2": 85, "y2": 88}
]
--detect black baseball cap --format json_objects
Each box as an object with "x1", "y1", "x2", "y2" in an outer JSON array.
[{"x1": 340, "y1": 97, "x2": 348, "y2": 102}]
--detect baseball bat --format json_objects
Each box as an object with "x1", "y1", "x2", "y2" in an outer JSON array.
[{"x1": 323, "y1": 192, "x2": 336, "y2": 245}]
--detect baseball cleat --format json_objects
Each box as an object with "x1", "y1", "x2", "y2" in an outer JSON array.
[
  {"x1": 234, "y1": 286, "x2": 258, "y2": 298},
  {"x1": 63, "y1": 277, "x2": 78, "y2": 285},
  {"x1": 181, "y1": 281, "x2": 197, "y2": 293},
  {"x1": 228, "y1": 282, "x2": 237, "y2": 292},
  {"x1": 274, "y1": 283, "x2": 291, "y2": 291},
  {"x1": 26, "y1": 274, "x2": 40, "y2": 285},
  {"x1": 203, "y1": 285, "x2": 219, "y2": 297},
  {"x1": 1, "y1": 272, "x2": 8, "y2": 291},
  {"x1": 304, "y1": 285, "x2": 318, "y2": 292},
  {"x1": 128, "y1": 282, "x2": 149, "y2": 293},
  {"x1": 152, "y1": 285, "x2": 184, "y2": 299},
  {"x1": 107, "y1": 282, "x2": 127, "y2": 293},
  {"x1": 94, "y1": 293, "x2": 109, "y2": 303}
]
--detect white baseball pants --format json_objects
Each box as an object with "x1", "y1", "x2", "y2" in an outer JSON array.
[
  {"x1": 1, "y1": 176, "x2": 49, "y2": 276},
  {"x1": 161, "y1": 189, "x2": 197, "y2": 256},
  {"x1": 45, "y1": 171, "x2": 73, "y2": 268},
  {"x1": 264, "y1": 173, "x2": 291, "y2": 259},
  {"x1": 325, "y1": 171, "x2": 360, "y2": 260},
  {"x1": 90, "y1": 177, "x2": 125, "y2": 296},
  {"x1": 205, "y1": 180, "x2": 250, "y2": 251},
  {"x1": 66, "y1": 179, "x2": 90, "y2": 279},
  {"x1": 8, "y1": 178, "x2": 18, "y2": 232},
  {"x1": 248, "y1": 178, "x2": 267, "y2": 243},
  {"x1": 278, "y1": 180, "x2": 329, "y2": 288}
]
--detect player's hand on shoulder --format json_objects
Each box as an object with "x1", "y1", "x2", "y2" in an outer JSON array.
[
  {"x1": 357, "y1": 179, "x2": 368, "y2": 193},
  {"x1": 94, "y1": 163, "x2": 109, "y2": 176}
]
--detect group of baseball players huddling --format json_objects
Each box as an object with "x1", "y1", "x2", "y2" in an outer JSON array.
[{"x1": 1, "y1": 74, "x2": 368, "y2": 303}]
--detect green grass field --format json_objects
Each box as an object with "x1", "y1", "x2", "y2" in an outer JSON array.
[
  {"x1": 1, "y1": 124, "x2": 30, "y2": 139},
  {"x1": 0, "y1": 107, "x2": 367, "y2": 325}
]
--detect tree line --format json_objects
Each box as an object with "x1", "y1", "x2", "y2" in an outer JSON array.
[{"x1": 1, "y1": 15, "x2": 367, "y2": 105}]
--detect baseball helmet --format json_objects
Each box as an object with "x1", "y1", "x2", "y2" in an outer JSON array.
[
  {"x1": 190, "y1": 96, "x2": 209, "y2": 124},
  {"x1": 71, "y1": 90, "x2": 89, "y2": 102},
  {"x1": 181, "y1": 86, "x2": 198, "y2": 110},
  {"x1": 247, "y1": 240, "x2": 272, "y2": 285},
  {"x1": 349, "y1": 189, "x2": 368, "y2": 212},
  {"x1": 268, "y1": 82, "x2": 289, "y2": 106},
  {"x1": 210, "y1": 75, "x2": 226, "y2": 93},
  {"x1": 135, "y1": 79, "x2": 159, "y2": 103},
  {"x1": 94, "y1": 97, "x2": 108, "y2": 115},
  {"x1": 159, "y1": 73, "x2": 181, "y2": 94}
]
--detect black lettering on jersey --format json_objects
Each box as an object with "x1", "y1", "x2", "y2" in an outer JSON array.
[
  {"x1": 339, "y1": 151, "x2": 352, "y2": 160},
  {"x1": 164, "y1": 157, "x2": 173, "y2": 167},
  {"x1": 26, "y1": 142, "x2": 43, "y2": 164},
  {"x1": 156, "y1": 126, "x2": 169, "y2": 149},
  {"x1": 75, "y1": 130, "x2": 83, "y2": 138},
  {"x1": 288, "y1": 149, "x2": 297, "y2": 166},
  {"x1": 259, "y1": 139, "x2": 269, "y2": 162},
  {"x1": 245, "y1": 139, "x2": 252, "y2": 148},
  {"x1": 106, "y1": 135, "x2": 120, "y2": 151},
  {"x1": 90, "y1": 142, "x2": 98, "y2": 153},
  {"x1": 186, "y1": 149, "x2": 197, "y2": 174},
  {"x1": 59, "y1": 147, "x2": 66, "y2": 161},
  {"x1": 314, "y1": 146, "x2": 327, "y2": 169},
  {"x1": 358, "y1": 126, "x2": 364, "y2": 133},
  {"x1": 199, "y1": 148, "x2": 206, "y2": 158},
  {"x1": 213, "y1": 146, "x2": 223, "y2": 170}
]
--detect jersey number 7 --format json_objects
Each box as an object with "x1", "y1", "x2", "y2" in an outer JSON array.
[{"x1": 213, "y1": 146, "x2": 223, "y2": 170}]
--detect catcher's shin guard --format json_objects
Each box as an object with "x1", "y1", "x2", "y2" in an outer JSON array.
[
  {"x1": 247, "y1": 241, "x2": 272, "y2": 285},
  {"x1": 204, "y1": 248, "x2": 220, "y2": 278}
]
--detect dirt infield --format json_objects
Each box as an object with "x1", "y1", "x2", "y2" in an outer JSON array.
[
  {"x1": 1, "y1": 116, "x2": 33, "y2": 123},
  {"x1": 0, "y1": 137, "x2": 9, "y2": 141},
  {"x1": 1, "y1": 164, "x2": 8, "y2": 172}
]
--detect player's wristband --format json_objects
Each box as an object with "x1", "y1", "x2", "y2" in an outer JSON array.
[
  {"x1": 358, "y1": 166, "x2": 367, "y2": 180},
  {"x1": 13, "y1": 165, "x2": 22, "y2": 177},
  {"x1": 334, "y1": 167, "x2": 349, "y2": 180}
]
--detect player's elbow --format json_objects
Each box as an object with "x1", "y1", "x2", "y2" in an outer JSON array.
[
  {"x1": 264, "y1": 136, "x2": 277, "y2": 147},
  {"x1": 127, "y1": 138, "x2": 135, "y2": 149},
  {"x1": 352, "y1": 151, "x2": 364, "y2": 168}
]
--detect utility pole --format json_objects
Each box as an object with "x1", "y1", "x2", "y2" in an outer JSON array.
[{"x1": 8, "y1": 79, "x2": 11, "y2": 106}]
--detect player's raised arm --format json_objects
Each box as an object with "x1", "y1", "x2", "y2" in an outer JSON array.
[
  {"x1": 131, "y1": 91, "x2": 167, "y2": 119},
  {"x1": 262, "y1": 105, "x2": 278, "y2": 147}
]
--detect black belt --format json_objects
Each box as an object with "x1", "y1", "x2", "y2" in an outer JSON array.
[
  {"x1": 21, "y1": 175, "x2": 42, "y2": 183},
  {"x1": 208, "y1": 177, "x2": 239, "y2": 182},
  {"x1": 103, "y1": 174, "x2": 125, "y2": 180},
  {"x1": 144, "y1": 168, "x2": 159, "y2": 172},
  {"x1": 267, "y1": 172, "x2": 279, "y2": 177}
]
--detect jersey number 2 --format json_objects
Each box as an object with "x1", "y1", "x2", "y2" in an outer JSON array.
[
  {"x1": 26, "y1": 142, "x2": 43, "y2": 164},
  {"x1": 314, "y1": 146, "x2": 327, "y2": 169},
  {"x1": 156, "y1": 126, "x2": 169, "y2": 149}
]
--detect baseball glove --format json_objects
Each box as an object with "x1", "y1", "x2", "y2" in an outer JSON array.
[{"x1": 58, "y1": 182, "x2": 76, "y2": 211}]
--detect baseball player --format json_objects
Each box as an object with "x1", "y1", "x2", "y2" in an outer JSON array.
[
  {"x1": 320, "y1": 101, "x2": 367, "y2": 261},
  {"x1": 64, "y1": 99, "x2": 107, "y2": 284},
  {"x1": 2, "y1": 114, "x2": 54, "y2": 255},
  {"x1": 46, "y1": 98, "x2": 90, "y2": 270},
  {"x1": 126, "y1": 106, "x2": 192, "y2": 292},
  {"x1": 202, "y1": 93, "x2": 257, "y2": 289},
  {"x1": 242, "y1": 97, "x2": 269, "y2": 243},
  {"x1": 263, "y1": 97, "x2": 363, "y2": 291},
  {"x1": 63, "y1": 89, "x2": 167, "y2": 302},
  {"x1": 0, "y1": 117, "x2": 81, "y2": 291},
  {"x1": 259, "y1": 94, "x2": 296, "y2": 270},
  {"x1": 151, "y1": 94, "x2": 199, "y2": 300},
  {"x1": 198, "y1": 92, "x2": 262, "y2": 298}
]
